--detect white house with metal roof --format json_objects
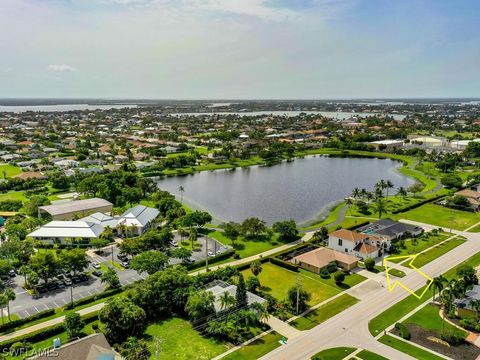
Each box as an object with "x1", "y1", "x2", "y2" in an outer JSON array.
[{"x1": 29, "y1": 205, "x2": 160, "y2": 244}]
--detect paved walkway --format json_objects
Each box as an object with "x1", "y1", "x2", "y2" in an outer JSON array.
[
  {"x1": 267, "y1": 316, "x2": 301, "y2": 339},
  {"x1": 0, "y1": 303, "x2": 105, "y2": 342}
]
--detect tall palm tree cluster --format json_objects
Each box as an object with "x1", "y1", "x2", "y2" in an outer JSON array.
[
  {"x1": 350, "y1": 179, "x2": 405, "y2": 219},
  {"x1": 430, "y1": 270, "x2": 479, "y2": 336}
]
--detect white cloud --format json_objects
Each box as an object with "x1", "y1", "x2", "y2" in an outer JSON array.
[{"x1": 47, "y1": 64, "x2": 78, "y2": 72}]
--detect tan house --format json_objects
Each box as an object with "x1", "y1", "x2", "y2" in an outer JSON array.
[
  {"x1": 454, "y1": 189, "x2": 480, "y2": 211},
  {"x1": 292, "y1": 247, "x2": 358, "y2": 272}
]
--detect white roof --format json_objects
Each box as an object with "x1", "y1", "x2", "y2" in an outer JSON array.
[
  {"x1": 370, "y1": 139, "x2": 403, "y2": 145},
  {"x1": 120, "y1": 205, "x2": 159, "y2": 228},
  {"x1": 29, "y1": 221, "x2": 104, "y2": 238}
]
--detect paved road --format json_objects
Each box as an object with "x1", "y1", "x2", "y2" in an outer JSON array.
[{"x1": 260, "y1": 220, "x2": 480, "y2": 360}]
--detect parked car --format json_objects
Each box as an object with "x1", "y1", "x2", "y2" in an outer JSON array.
[
  {"x1": 56, "y1": 281, "x2": 65, "y2": 289},
  {"x1": 120, "y1": 261, "x2": 129, "y2": 268},
  {"x1": 92, "y1": 270, "x2": 102, "y2": 277},
  {"x1": 47, "y1": 282, "x2": 57, "y2": 291},
  {"x1": 71, "y1": 276, "x2": 81, "y2": 284},
  {"x1": 37, "y1": 285, "x2": 48, "y2": 294},
  {"x1": 207, "y1": 251, "x2": 215, "y2": 257},
  {"x1": 92, "y1": 262, "x2": 101, "y2": 269},
  {"x1": 8, "y1": 270, "x2": 16, "y2": 277},
  {"x1": 170, "y1": 241, "x2": 178, "y2": 247},
  {"x1": 117, "y1": 254, "x2": 128, "y2": 262},
  {"x1": 79, "y1": 273, "x2": 89, "y2": 282},
  {"x1": 63, "y1": 278, "x2": 73, "y2": 286}
]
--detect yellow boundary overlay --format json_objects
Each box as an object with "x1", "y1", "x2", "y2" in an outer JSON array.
[{"x1": 383, "y1": 254, "x2": 432, "y2": 299}]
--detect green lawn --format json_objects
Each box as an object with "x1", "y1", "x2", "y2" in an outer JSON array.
[
  {"x1": 144, "y1": 317, "x2": 231, "y2": 360},
  {"x1": 378, "y1": 335, "x2": 444, "y2": 360},
  {"x1": 356, "y1": 349, "x2": 388, "y2": 360},
  {"x1": 107, "y1": 260, "x2": 125, "y2": 271},
  {"x1": 387, "y1": 232, "x2": 450, "y2": 261},
  {"x1": 297, "y1": 268, "x2": 367, "y2": 291},
  {"x1": 209, "y1": 230, "x2": 285, "y2": 259},
  {"x1": 311, "y1": 347, "x2": 356, "y2": 360},
  {"x1": 290, "y1": 294, "x2": 359, "y2": 330},
  {"x1": 242, "y1": 263, "x2": 340, "y2": 306},
  {"x1": 407, "y1": 237, "x2": 465, "y2": 268},
  {"x1": 0, "y1": 191, "x2": 28, "y2": 202},
  {"x1": 223, "y1": 331, "x2": 283, "y2": 360},
  {"x1": 393, "y1": 204, "x2": 480, "y2": 231},
  {"x1": 0, "y1": 164, "x2": 22, "y2": 178},
  {"x1": 403, "y1": 304, "x2": 466, "y2": 338}
]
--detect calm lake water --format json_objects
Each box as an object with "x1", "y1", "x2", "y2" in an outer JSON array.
[
  {"x1": 155, "y1": 156, "x2": 414, "y2": 225},
  {"x1": 0, "y1": 104, "x2": 138, "y2": 113}
]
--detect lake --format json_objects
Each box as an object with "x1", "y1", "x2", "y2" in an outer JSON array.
[
  {"x1": 155, "y1": 156, "x2": 414, "y2": 225},
  {"x1": 0, "y1": 104, "x2": 138, "y2": 113}
]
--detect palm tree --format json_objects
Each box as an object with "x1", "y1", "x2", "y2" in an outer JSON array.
[
  {"x1": 360, "y1": 188, "x2": 368, "y2": 200},
  {"x1": 250, "y1": 260, "x2": 263, "y2": 277},
  {"x1": 352, "y1": 188, "x2": 360, "y2": 199},
  {"x1": 385, "y1": 180, "x2": 394, "y2": 200},
  {"x1": 179, "y1": 186, "x2": 185, "y2": 204},
  {"x1": 0, "y1": 294, "x2": 7, "y2": 325},
  {"x1": 251, "y1": 302, "x2": 270, "y2": 323},
  {"x1": 345, "y1": 198, "x2": 353, "y2": 216},
  {"x1": 189, "y1": 228, "x2": 198, "y2": 249},
  {"x1": 4, "y1": 288, "x2": 15, "y2": 321},
  {"x1": 440, "y1": 289, "x2": 454, "y2": 336},
  {"x1": 431, "y1": 276, "x2": 446, "y2": 302},
  {"x1": 397, "y1": 187, "x2": 408, "y2": 198},
  {"x1": 374, "y1": 197, "x2": 388, "y2": 219},
  {"x1": 470, "y1": 299, "x2": 480, "y2": 321},
  {"x1": 375, "y1": 179, "x2": 387, "y2": 197},
  {"x1": 219, "y1": 291, "x2": 236, "y2": 311}
]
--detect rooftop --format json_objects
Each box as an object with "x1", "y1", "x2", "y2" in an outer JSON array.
[
  {"x1": 39, "y1": 198, "x2": 113, "y2": 216},
  {"x1": 28, "y1": 221, "x2": 104, "y2": 238},
  {"x1": 293, "y1": 247, "x2": 358, "y2": 269}
]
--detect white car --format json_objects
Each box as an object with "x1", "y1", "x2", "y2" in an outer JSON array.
[
  {"x1": 92, "y1": 262, "x2": 101, "y2": 269},
  {"x1": 207, "y1": 251, "x2": 215, "y2": 257}
]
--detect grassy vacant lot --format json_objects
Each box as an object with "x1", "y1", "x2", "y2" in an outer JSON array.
[
  {"x1": 0, "y1": 164, "x2": 22, "y2": 178},
  {"x1": 144, "y1": 317, "x2": 231, "y2": 360},
  {"x1": 0, "y1": 191, "x2": 28, "y2": 202},
  {"x1": 403, "y1": 304, "x2": 466, "y2": 338},
  {"x1": 290, "y1": 294, "x2": 359, "y2": 330},
  {"x1": 378, "y1": 335, "x2": 444, "y2": 360},
  {"x1": 357, "y1": 349, "x2": 388, "y2": 360},
  {"x1": 407, "y1": 237, "x2": 465, "y2": 268},
  {"x1": 208, "y1": 230, "x2": 284, "y2": 259},
  {"x1": 393, "y1": 204, "x2": 480, "y2": 230},
  {"x1": 311, "y1": 347, "x2": 356, "y2": 360},
  {"x1": 369, "y1": 251, "x2": 480, "y2": 336},
  {"x1": 223, "y1": 331, "x2": 282, "y2": 360},
  {"x1": 387, "y1": 232, "x2": 450, "y2": 261},
  {"x1": 242, "y1": 263, "x2": 340, "y2": 306}
]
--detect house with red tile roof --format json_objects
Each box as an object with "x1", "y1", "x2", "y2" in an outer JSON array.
[{"x1": 328, "y1": 229, "x2": 383, "y2": 260}]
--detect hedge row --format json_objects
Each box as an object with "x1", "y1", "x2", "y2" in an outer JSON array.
[
  {"x1": 395, "y1": 322, "x2": 411, "y2": 340},
  {"x1": 345, "y1": 221, "x2": 369, "y2": 230},
  {"x1": 391, "y1": 194, "x2": 446, "y2": 214},
  {"x1": 64, "y1": 287, "x2": 124, "y2": 310},
  {"x1": 0, "y1": 311, "x2": 99, "y2": 351},
  {"x1": 0, "y1": 309, "x2": 56, "y2": 334},
  {"x1": 268, "y1": 257, "x2": 299, "y2": 272},
  {"x1": 235, "y1": 257, "x2": 270, "y2": 272}
]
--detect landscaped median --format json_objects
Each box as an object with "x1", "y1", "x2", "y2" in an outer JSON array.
[{"x1": 222, "y1": 331, "x2": 283, "y2": 360}]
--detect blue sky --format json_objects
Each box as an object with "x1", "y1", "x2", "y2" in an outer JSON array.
[{"x1": 0, "y1": 0, "x2": 478, "y2": 99}]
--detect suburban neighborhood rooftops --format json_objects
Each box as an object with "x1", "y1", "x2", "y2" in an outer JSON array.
[
  {"x1": 28, "y1": 221, "x2": 104, "y2": 238},
  {"x1": 455, "y1": 189, "x2": 480, "y2": 199},
  {"x1": 454, "y1": 285, "x2": 480, "y2": 311},
  {"x1": 293, "y1": 247, "x2": 358, "y2": 269},
  {"x1": 353, "y1": 242, "x2": 378, "y2": 254},
  {"x1": 357, "y1": 218, "x2": 422, "y2": 238},
  {"x1": 39, "y1": 198, "x2": 113, "y2": 216},
  {"x1": 80, "y1": 212, "x2": 119, "y2": 228}
]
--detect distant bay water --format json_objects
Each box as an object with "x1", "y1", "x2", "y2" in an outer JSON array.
[
  {"x1": 0, "y1": 104, "x2": 138, "y2": 113},
  {"x1": 155, "y1": 155, "x2": 414, "y2": 225}
]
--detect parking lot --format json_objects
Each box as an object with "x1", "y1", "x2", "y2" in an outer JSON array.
[
  {"x1": 7, "y1": 237, "x2": 230, "y2": 319},
  {"x1": 9, "y1": 246, "x2": 146, "y2": 319}
]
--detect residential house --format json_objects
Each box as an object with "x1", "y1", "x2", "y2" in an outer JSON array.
[
  {"x1": 454, "y1": 285, "x2": 480, "y2": 317},
  {"x1": 291, "y1": 247, "x2": 358, "y2": 272},
  {"x1": 118, "y1": 205, "x2": 160, "y2": 236},
  {"x1": 327, "y1": 229, "x2": 382, "y2": 259},
  {"x1": 205, "y1": 280, "x2": 265, "y2": 313},
  {"x1": 454, "y1": 189, "x2": 480, "y2": 211},
  {"x1": 28, "y1": 221, "x2": 104, "y2": 244},
  {"x1": 357, "y1": 219, "x2": 423, "y2": 244}
]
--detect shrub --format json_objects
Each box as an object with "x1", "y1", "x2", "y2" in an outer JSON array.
[
  {"x1": 269, "y1": 257, "x2": 298, "y2": 272},
  {"x1": 364, "y1": 258, "x2": 375, "y2": 271},
  {"x1": 394, "y1": 322, "x2": 411, "y2": 340},
  {"x1": 319, "y1": 268, "x2": 330, "y2": 279},
  {"x1": 441, "y1": 333, "x2": 464, "y2": 346},
  {"x1": 334, "y1": 271, "x2": 345, "y2": 284},
  {"x1": 0, "y1": 309, "x2": 55, "y2": 333}
]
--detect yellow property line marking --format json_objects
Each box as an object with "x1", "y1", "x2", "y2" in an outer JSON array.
[{"x1": 383, "y1": 254, "x2": 432, "y2": 299}]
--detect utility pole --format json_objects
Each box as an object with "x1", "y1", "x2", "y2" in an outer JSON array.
[
  {"x1": 205, "y1": 235, "x2": 209, "y2": 272},
  {"x1": 111, "y1": 245, "x2": 114, "y2": 263},
  {"x1": 70, "y1": 285, "x2": 73, "y2": 306},
  {"x1": 296, "y1": 277, "x2": 302, "y2": 315}
]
